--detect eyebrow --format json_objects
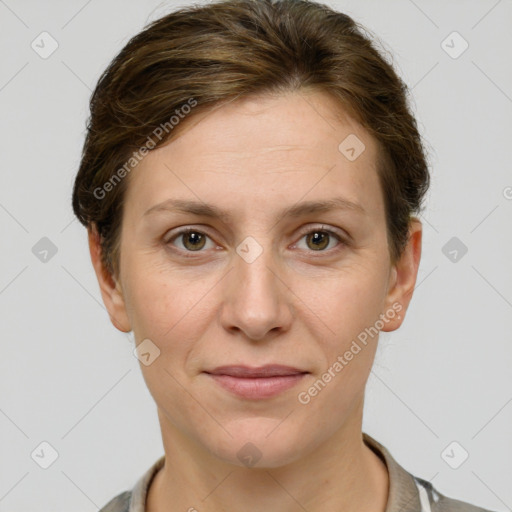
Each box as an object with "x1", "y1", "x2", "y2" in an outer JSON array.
[{"x1": 143, "y1": 196, "x2": 365, "y2": 223}]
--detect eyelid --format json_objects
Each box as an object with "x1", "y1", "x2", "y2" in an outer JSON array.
[{"x1": 295, "y1": 224, "x2": 347, "y2": 242}]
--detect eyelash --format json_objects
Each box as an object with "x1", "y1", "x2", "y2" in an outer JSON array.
[{"x1": 164, "y1": 225, "x2": 348, "y2": 258}]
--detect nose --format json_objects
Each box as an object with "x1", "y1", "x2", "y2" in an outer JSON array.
[{"x1": 219, "y1": 242, "x2": 293, "y2": 341}]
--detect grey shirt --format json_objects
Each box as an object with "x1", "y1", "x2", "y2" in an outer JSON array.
[{"x1": 98, "y1": 433, "x2": 495, "y2": 512}]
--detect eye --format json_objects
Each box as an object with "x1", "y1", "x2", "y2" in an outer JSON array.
[
  {"x1": 165, "y1": 228, "x2": 216, "y2": 255},
  {"x1": 294, "y1": 225, "x2": 346, "y2": 253},
  {"x1": 165, "y1": 225, "x2": 347, "y2": 257}
]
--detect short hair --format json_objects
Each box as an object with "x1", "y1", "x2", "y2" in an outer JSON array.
[{"x1": 72, "y1": 0, "x2": 431, "y2": 278}]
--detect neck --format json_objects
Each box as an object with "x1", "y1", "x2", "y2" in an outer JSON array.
[{"x1": 147, "y1": 403, "x2": 389, "y2": 512}]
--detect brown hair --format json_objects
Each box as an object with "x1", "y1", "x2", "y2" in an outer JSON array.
[{"x1": 72, "y1": 0, "x2": 430, "y2": 279}]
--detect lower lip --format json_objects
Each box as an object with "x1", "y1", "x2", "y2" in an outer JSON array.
[{"x1": 206, "y1": 373, "x2": 307, "y2": 399}]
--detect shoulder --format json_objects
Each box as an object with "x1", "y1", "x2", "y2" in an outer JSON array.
[
  {"x1": 363, "y1": 432, "x2": 497, "y2": 512},
  {"x1": 98, "y1": 490, "x2": 132, "y2": 512},
  {"x1": 414, "y1": 475, "x2": 497, "y2": 512}
]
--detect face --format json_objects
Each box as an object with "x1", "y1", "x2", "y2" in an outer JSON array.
[{"x1": 90, "y1": 90, "x2": 421, "y2": 468}]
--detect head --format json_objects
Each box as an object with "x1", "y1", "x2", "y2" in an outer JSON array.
[{"x1": 72, "y1": 0, "x2": 429, "y2": 468}]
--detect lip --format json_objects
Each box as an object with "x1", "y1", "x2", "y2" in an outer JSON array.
[
  {"x1": 204, "y1": 365, "x2": 309, "y2": 400},
  {"x1": 206, "y1": 365, "x2": 306, "y2": 377}
]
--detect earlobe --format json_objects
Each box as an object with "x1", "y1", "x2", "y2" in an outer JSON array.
[
  {"x1": 87, "y1": 225, "x2": 132, "y2": 333},
  {"x1": 381, "y1": 219, "x2": 422, "y2": 332}
]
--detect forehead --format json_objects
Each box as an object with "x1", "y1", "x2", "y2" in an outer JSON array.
[{"x1": 123, "y1": 90, "x2": 384, "y2": 221}]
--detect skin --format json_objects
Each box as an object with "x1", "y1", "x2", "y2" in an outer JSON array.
[{"x1": 89, "y1": 90, "x2": 422, "y2": 512}]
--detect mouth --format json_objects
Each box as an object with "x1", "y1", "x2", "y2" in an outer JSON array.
[{"x1": 203, "y1": 365, "x2": 309, "y2": 400}]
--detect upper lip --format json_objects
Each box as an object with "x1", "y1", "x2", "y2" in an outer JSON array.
[{"x1": 205, "y1": 365, "x2": 308, "y2": 378}]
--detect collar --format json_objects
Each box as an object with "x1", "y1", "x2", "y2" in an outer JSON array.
[
  {"x1": 363, "y1": 433, "x2": 424, "y2": 512},
  {"x1": 127, "y1": 432, "x2": 424, "y2": 512}
]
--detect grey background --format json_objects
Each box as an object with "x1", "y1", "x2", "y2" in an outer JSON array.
[{"x1": 1, "y1": 0, "x2": 511, "y2": 510}]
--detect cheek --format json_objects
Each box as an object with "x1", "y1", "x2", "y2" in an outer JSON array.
[
  {"x1": 294, "y1": 269, "x2": 384, "y2": 417},
  {"x1": 300, "y1": 262, "x2": 388, "y2": 339},
  {"x1": 124, "y1": 260, "x2": 212, "y2": 342}
]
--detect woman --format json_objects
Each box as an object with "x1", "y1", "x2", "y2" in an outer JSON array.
[{"x1": 72, "y1": 0, "x2": 495, "y2": 511}]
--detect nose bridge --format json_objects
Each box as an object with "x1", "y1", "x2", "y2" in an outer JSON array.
[
  {"x1": 237, "y1": 236, "x2": 278, "y2": 294},
  {"x1": 220, "y1": 234, "x2": 292, "y2": 339}
]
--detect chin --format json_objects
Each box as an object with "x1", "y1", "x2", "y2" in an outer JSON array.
[{"x1": 201, "y1": 417, "x2": 311, "y2": 469}]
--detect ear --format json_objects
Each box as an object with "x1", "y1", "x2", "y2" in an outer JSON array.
[
  {"x1": 381, "y1": 219, "x2": 422, "y2": 332},
  {"x1": 88, "y1": 225, "x2": 132, "y2": 333}
]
